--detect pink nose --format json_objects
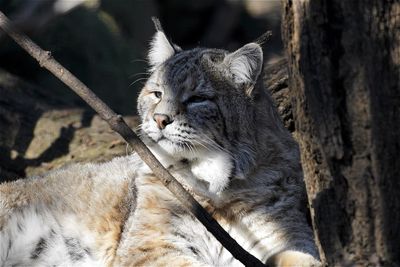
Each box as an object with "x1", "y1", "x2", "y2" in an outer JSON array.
[{"x1": 153, "y1": 113, "x2": 173, "y2": 129}]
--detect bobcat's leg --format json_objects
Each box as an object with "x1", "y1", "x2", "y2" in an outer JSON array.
[{"x1": 267, "y1": 250, "x2": 322, "y2": 267}]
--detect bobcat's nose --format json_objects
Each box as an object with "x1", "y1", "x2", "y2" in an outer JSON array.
[{"x1": 153, "y1": 113, "x2": 173, "y2": 129}]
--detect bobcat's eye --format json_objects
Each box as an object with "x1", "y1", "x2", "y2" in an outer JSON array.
[{"x1": 153, "y1": 91, "x2": 162, "y2": 98}]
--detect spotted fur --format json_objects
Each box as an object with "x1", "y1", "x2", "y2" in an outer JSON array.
[{"x1": 0, "y1": 22, "x2": 321, "y2": 266}]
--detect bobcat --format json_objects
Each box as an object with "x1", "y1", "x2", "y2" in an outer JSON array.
[{"x1": 0, "y1": 20, "x2": 321, "y2": 266}]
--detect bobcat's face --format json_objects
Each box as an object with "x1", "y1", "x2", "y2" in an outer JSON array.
[
  {"x1": 138, "y1": 50, "x2": 225, "y2": 159},
  {"x1": 137, "y1": 27, "x2": 263, "y2": 193}
]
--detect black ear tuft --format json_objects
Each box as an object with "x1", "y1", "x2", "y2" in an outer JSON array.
[{"x1": 255, "y1": 31, "x2": 272, "y2": 46}]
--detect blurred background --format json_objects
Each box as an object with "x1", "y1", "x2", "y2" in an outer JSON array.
[
  {"x1": 0, "y1": 0, "x2": 282, "y2": 114},
  {"x1": 0, "y1": 0, "x2": 284, "y2": 181}
]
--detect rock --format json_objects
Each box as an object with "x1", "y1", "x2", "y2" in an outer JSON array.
[{"x1": 0, "y1": 68, "x2": 139, "y2": 183}]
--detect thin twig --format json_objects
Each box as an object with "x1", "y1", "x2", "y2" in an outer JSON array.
[{"x1": 0, "y1": 11, "x2": 266, "y2": 267}]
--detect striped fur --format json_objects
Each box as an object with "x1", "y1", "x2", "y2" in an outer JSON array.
[{"x1": 0, "y1": 29, "x2": 321, "y2": 266}]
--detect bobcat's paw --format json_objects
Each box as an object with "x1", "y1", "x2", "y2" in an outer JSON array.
[{"x1": 268, "y1": 250, "x2": 322, "y2": 267}]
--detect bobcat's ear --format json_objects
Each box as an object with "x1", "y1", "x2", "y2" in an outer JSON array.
[
  {"x1": 148, "y1": 17, "x2": 181, "y2": 71},
  {"x1": 224, "y1": 43, "x2": 263, "y2": 87}
]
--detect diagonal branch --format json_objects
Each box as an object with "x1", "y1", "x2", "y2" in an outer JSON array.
[{"x1": 0, "y1": 11, "x2": 266, "y2": 267}]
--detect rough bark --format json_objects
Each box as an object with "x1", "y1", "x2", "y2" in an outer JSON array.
[
  {"x1": 264, "y1": 58, "x2": 292, "y2": 132},
  {"x1": 282, "y1": 0, "x2": 400, "y2": 266}
]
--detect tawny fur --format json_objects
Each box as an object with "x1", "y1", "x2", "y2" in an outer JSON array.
[{"x1": 0, "y1": 23, "x2": 321, "y2": 267}]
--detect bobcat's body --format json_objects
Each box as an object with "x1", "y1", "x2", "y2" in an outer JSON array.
[
  {"x1": 0, "y1": 21, "x2": 321, "y2": 266},
  {"x1": 0, "y1": 156, "x2": 137, "y2": 266}
]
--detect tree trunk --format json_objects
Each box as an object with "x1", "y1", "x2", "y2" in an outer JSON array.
[{"x1": 282, "y1": 0, "x2": 400, "y2": 266}]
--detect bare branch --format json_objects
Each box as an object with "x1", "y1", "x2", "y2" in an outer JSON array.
[{"x1": 0, "y1": 11, "x2": 266, "y2": 267}]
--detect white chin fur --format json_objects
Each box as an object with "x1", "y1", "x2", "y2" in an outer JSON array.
[
  {"x1": 158, "y1": 139, "x2": 193, "y2": 157},
  {"x1": 141, "y1": 121, "x2": 234, "y2": 194},
  {"x1": 141, "y1": 136, "x2": 233, "y2": 194},
  {"x1": 191, "y1": 150, "x2": 233, "y2": 194}
]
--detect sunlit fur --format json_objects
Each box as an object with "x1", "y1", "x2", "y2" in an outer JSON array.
[
  {"x1": 148, "y1": 31, "x2": 176, "y2": 72},
  {"x1": 0, "y1": 28, "x2": 321, "y2": 266}
]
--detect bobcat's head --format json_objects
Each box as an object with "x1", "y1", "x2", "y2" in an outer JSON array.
[{"x1": 138, "y1": 19, "x2": 265, "y2": 193}]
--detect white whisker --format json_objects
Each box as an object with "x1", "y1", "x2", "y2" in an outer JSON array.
[
  {"x1": 129, "y1": 72, "x2": 151, "y2": 79},
  {"x1": 130, "y1": 58, "x2": 149, "y2": 63},
  {"x1": 134, "y1": 123, "x2": 143, "y2": 132},
  {"x1": 192, "y1": 139, "x2": 213, "y2": 152},
  {"x1": 199, "y1": 134, "x2": 233, "y2": 156},
  {"x1": 129, "y1": 77, "x2": 148, "y2": 87}
]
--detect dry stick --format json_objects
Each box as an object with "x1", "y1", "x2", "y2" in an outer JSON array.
[{"x1": 0, "y1": 11, "x2": 267, "y2": 267}]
